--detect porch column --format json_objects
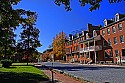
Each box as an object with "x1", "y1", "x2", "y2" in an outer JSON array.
[
  {"x1": 94, "y1": 39, "x2": 96, "y2": 64},
  {"x1": 88, "y1": 41, "x2": 90, "y2": 58},
  {"x1": 83, "y1": 53, "x2": 86, "y2": 64}
]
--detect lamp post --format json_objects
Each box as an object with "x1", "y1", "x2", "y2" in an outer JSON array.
[{"x1": 51, "y1": 54, "x2": 54, "y2": 83}]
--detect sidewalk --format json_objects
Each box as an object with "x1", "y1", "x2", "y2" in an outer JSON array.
[{"x1": 43, "y1": 69, "x2": 83, "y2": 83}]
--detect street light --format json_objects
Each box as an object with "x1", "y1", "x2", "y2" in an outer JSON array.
[{"x1": 51, "y1": 54, "x2": 54, "y2": 83}]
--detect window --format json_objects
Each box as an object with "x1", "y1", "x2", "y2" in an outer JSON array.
[
  {"x1": 110, "y1": 51, "x2": 113, "y2": 58},
  {"x1": 82, "y1": 53, "x2": 84, "y2": 57},
  {"x1": 78, "y1": 45, "x2": 80, "y2": 51},
  {"x1": 93, "y1": 30, "x2": 97, "y2": 37},
  {"x1": 81, "y1": 44, "x2": 83, "y2": 48},
  {"x1": 78, "y1": 53, "x2": 80, "y2": 58},
  {"x1": 118, "y1": 23, "x2": 122, "y2": 31},
  {"x1": 112, "y1": 26, "x2": 116, "y2": 33},
  {"x1": 74, "y1": 46, "x2": 77, "y2": 51},
  {"x1": 104, "y1": 52, "x2": 108, "y2": 58},
  {"x1": 70, "y1": 42, "x2": 72, "y2": 45},
  {"x1": 86, "y1": 52, "x2": 89, "y2": 58},
  {"x1": 74, "y1": 40, "x2": 76, "y2": 44},
  {"x1": 104, "y1": 19, "x2": 107, "y2": 27},
  {"x1": 86, "y1": 33, "x2": 89, "y2": 39},
  {"x1": 67, "y1": 43, "x2": 69, "y2": 46},
  {"x1": 66, "y1": 48, "x2": 70, "y2": 52},
  {"x1": 120, "y1": 35, "x2": 124, "y2": 43},
  {"x1": 77, "y1": 39, "x2": 79, "y2": 42},
  {"x1": 108, "y1": 38, "x2": 111, "y2": 46},
  {"x1": 114, "y1": 37, "x2": 118, "y2": 44},
  {"x1": 115, "y1": 50, "x2": 119, "y2": 57},
  {"x1": 115, "y1": 14, "x2": 119, "y2": 21},
  {"x1": 103, "y1": 40, "x2": 107, "y2": 47},
  {"x1": 102, "y1": 30, "x2": 105, "y2": 35},
  {"x1": 80, "y1": 37, "x2": 82, "y2": 41},
  {"x1": 107, "y1": 28, "x2": 110, "y2": 35}
]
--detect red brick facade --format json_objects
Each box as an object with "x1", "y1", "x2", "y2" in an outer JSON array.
[{"x1": 65, "y1": 13, "x2": 125, "y2": 64}]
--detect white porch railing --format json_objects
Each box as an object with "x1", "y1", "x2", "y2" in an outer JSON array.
[{"x1": 80, "y1": 45, "x2": 102, "y2": 53}]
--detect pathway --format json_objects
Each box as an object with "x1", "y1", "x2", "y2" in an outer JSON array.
[{"x1": 43, "y1": 69, "x2": 83, "y2": 83}]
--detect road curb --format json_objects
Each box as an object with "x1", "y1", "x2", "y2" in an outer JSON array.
[{"x1": 53, "y1": 69, "x2": 91, "y2": 83}]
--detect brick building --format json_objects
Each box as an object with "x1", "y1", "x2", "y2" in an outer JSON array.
[
  {"x1": 100, "y1": 13, "x2": 125, "y2": 64},
  {"x1": 65, "y1": 13, "x2": 125, "y2": 64}
]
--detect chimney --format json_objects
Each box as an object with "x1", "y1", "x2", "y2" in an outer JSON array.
[{"x1": 69, "y1": 34, "x2": 72, "y2": 40}]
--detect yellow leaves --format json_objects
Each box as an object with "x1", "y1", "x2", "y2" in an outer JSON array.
[{"x1": 53, "y1": 31, "x2": 66, "y2": 60}]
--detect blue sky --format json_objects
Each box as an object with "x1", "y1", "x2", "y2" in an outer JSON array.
[{"x1": 14, "y1": 0, "x2": 125, "y2": 53}]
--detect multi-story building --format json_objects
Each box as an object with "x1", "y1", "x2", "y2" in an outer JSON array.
[
  {"x1": 100, "y1": 13, "x2": 125, "y2": 64},
  {"x1": 66, "y1": 23, "x2": 101, "y2": 63},
  {"x1": 65, "y1": 31, "x2": 86, "y2": 63},
  {"x1": 79, "y1": 24, "x2": 102, "y2": 64},
  {"x1": 65, "y1": 13, "x2": 125, "y2": 64}
]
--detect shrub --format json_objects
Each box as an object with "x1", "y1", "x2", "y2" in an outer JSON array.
[{"x1": 1, "y1": 59, "x2": 13, "y2": 68}]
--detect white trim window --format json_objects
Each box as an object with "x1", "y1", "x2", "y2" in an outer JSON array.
[
  {"x1": 115, "y1": 50, "x2": 119, "y2": 57},
  {"x1": 114, "y1": 37, "x2": 118, "y2": 44},
  {"x1": 93, "y1": 30, "x2": 97, "y2": 37},
  {"x1": 108, "y1": 38, "x2": 111, "y2": 46},
  {"x1": 107, "y1": 28, "x2": 110, "y2": 35},
  {"x1": 86, "y1": 33, "x2": 89, "y2": 39},
  {"x1": 103, "y1": 40, "x2": 107, "y2": 47},
  {"x1": 118, "y1": 23, "x2": 122, "y2": 31},
  {"x1": 104, "y1": 52, "x2": 108, "y2": 58},
  {"x1": 86, "y1": 52, "x2": 89, "y2": 58},
  {"x1": 112, "y1": 26, "x2": 116, "y2": 33},
  {"x1": 110, "y1": 51, "x2": 113, "y2": 58},
  {"x1": 104, "y1": 19, "x2": 107, "y2": 27},
  {"x1": 120, "y1": 35, "x2": 124, "y2": 43},
  {"x1": 102, "y1": 30, "x2": 105, "y2": 35},
  {"x1": 115, "y1": 14, "x2": 119, "y2": 22}
]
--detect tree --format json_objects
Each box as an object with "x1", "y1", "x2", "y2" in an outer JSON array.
[
  {"x1": 53, "y1": 31, "x2": 67, "y2": 60},
  {"x1": 54, "y1": 0, "x2": 125, "y2": 11},
  {"x1": 19, "y1": 24, "x2": 41, "y2": 65},
  {"x1": 0, "y1": 28, "x2": 16, "y2": 59},
  {"x1": 0, "y1": 0, "x2": 37, "y2": 60}
]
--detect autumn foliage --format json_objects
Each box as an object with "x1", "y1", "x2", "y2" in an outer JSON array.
[{"x1": 53, "y1": 31, "x2": 67, "y2": 60}]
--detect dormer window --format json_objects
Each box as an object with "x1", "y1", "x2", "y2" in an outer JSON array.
[
  {"x1": 115, "y1": 13, "x2": 119, "y2": 22},
  {"x1": 72, "y1": 36, "x2": 74, "y2": 40},
  {"x1": 104, "y1": 19, "x2": 107, "y2": 27},
  {"x1": 86, "y1": 33, "x2": 89, "y2": 39},
  {"x1": 93, "y1": 30, "x2": 97, "y2": 37},
  {"x1": 82, "y1": 31, "x2": 84, "y2": 36}
]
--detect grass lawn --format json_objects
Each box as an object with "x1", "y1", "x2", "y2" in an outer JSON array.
[{"x1": 0, "y1": 63, "x2": 49, "y2": 83}]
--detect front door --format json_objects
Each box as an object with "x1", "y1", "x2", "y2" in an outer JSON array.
[{"x1": 122, "y1": 49, "x2": 125, "y2": 56}]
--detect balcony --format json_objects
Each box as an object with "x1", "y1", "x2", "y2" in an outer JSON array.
[
  {"x1": 66, "y1": 51, "x2": 71, "y2": 54},
  {"x1": 80, "y1": 35, "x2": 101, "y2": 44},
  {"x1": 80, "y1": 45, "x2": 102, "y2": 53},
  {"x1": 72, "y1": 50, "x2": 78, "y2": 53}
]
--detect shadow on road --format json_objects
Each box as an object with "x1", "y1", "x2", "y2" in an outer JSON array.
[{"x1": 41, "y1": 64, "x2": 125, "y2": 71}]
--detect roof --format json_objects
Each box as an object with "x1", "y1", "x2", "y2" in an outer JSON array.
[{"x1": 101, "y1": 17, "x2": 125, "y2": 29}]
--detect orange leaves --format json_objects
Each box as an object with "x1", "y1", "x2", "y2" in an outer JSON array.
[{"x1": 53, "y1": 31, "x2": 67, "y2": 60}]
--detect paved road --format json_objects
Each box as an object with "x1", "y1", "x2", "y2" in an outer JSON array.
[{"x1": 41, "y1": 62, "x2": 125, "y2": 83}]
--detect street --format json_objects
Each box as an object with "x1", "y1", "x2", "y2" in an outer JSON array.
[{"x1": 41, "y1": 62, "x2": 125, "y2": 83}]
